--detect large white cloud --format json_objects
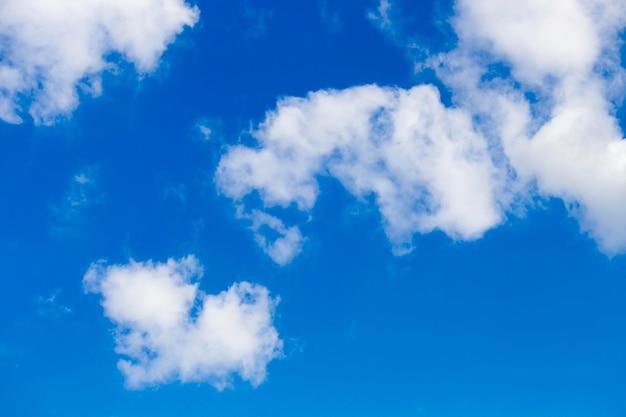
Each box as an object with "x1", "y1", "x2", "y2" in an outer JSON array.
[
  {"x1": 0, "y1": 0, "x2": 199, "y2": 124},
  {"x1": 84, "y1": 256, "x2": 283, "y2": 390},
  {"x1": 442, "y1": 0, "x2": 626, "y2": 254},
  {"x1": 217, "y1": 84, "x2": 505, "y2": 256},
  {"x1": 216, "y1": 0, "x2": 626, "y2": 262}
]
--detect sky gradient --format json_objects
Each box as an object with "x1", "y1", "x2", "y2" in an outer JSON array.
[{"x1": 1, "y1": 1, "x2": 626, "y2": 416}]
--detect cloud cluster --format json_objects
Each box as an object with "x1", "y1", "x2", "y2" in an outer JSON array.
[
  {"x1": 0, "y1": 0, "x2": 199, "y2": 124},
  {"x1": 84, "y1": 256, "x2": 283, "y2": 390},
  {"x1": 217, "y1": 0, "x2": 626, "y2": 262},
  {"x1": 439, "y1": 0, "x2": 626, "y2": 254},
  {"x1": 217, "y1": 85, "x2": 504, "y2": 256}
]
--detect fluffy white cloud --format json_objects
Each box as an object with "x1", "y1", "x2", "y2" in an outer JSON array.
[
  {"x1": 84, "y1": 256, "x2": 283, "y2": 390},
  {"x1": 503, "y1": 83, "x2": 626, "y2": 254},
  {"x1": 442, "y1": 0, "x2": 626, "y2": 254},
  {"x1": 217, "y1": 84, "x2": 505, "y2": 259},
  {"x1": 0, "y1": 0, "x2": 199, "y2": 124},
  {"x1": 217, "y1": 0, "x2": 626, "y2": 260},
  {"x1": 454, "y1": 0, "x2": 599, "y2": 82}
]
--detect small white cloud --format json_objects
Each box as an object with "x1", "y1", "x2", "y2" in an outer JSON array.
[
  {"x1": 74, "y1": 173, "x2": 91, "y2": 185},
  {"x1": 0, "y1": 0, "x2": 199, "y2": 125},
  {"x1": 243, "y1": 209, "x2": 304, "y2": 265},
  {"x1": 199, "y1": 125, "x2": 212, "y2": 141},
  {"x1": 194, "y1": 117, "x2": 223, "y2": 142},
  {"x1": 84, "y1": 256, "x2": 283, "y2": 390},
  {"x1": 66, "y1": 171, "x2": 95, "y2": 208}
]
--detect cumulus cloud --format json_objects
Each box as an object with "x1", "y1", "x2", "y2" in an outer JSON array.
[
  {"x1": 0, "y1": 0, "x2": 199, "y2": 125},
  {"x1": 217, "y1": 85, "x2": 503, "y2": 258},
  {"x1": 84, "y1": 256, "x2": 283, "y2": 390},
  {"x1": 216, "y1": 0, "x2": 626, "y2": 261},
  {"x1": 436, "y1": 0, "x2": 626, "y2": 254}
]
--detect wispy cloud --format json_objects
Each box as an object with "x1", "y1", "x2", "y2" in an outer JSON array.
[
  {"x1": 50, "y1": 167, "x2": 102, "y2": 236},
  {"x1": 84, "y1": 256, "x2": 283, "y2": 390},
  {"x1": 35, "y1": 290, "x2": 72, "y2": 318},
  {"x1": 198, "y1": 125, "x2": 213, "y2": 141},
  {"x1": 0, "y1": 0, "x2": 199, "y2": 125},
  {"x1": 319, "y1": 0, "x2": 342, "y2": 33},
  {"x1": 216, "y1": 0, "x2": 626, "y2": 260},
  {"x1": 162, "y1": 182, "x2": 188, "y2": 206},
  {"x1": 194, "y1": 117, "x2": 223, "y2": 142},
  {"x1": 238, "y1": 207, "x2": 305, "y2": 265},
  {"x1": 240, "y1": 4, "x2": 273, "y2": 39},
  {"x1": 367, "y1": 0, "x2": 393, "y2": 31}
]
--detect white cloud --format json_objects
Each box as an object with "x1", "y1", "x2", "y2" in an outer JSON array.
[
  {"x1": 217, "y1": 84, "x2": 505, "y2": 259},
  {"x1": 453, "y1": 0, "x2": 600, "y2": 82},
  {"x1": 66, "y1": 170, "x2": 97, "y2": 208},
  {"x1": 437, "y1": 0, "x2": 626, "y2": 254},
  {"x1": 503, "y1": 82, "x2": 626, "y2": 254},
  {"x1": 242, "y1": 208, "x2": 305, "y2": 265},
  {"x1": 198, "y1": 125, "x2": 213, "y2": 141},
  {"x1": 0, "y1": 0, "x2": 199, "y2": 125},
  {"x1": 216, "y1": 0, "x2": 626, "y2": 260},
  {"x1": 84, "y1": 256, "x2": 283, "y2": 390}
]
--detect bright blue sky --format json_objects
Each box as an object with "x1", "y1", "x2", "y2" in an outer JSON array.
[{"x1": 2, "y1": 1, "x2": 626, "y2": 416}]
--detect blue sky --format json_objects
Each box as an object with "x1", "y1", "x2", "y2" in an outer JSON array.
[{"x1": 1, "y1": 0, "x2": 626, "y2": 416}]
